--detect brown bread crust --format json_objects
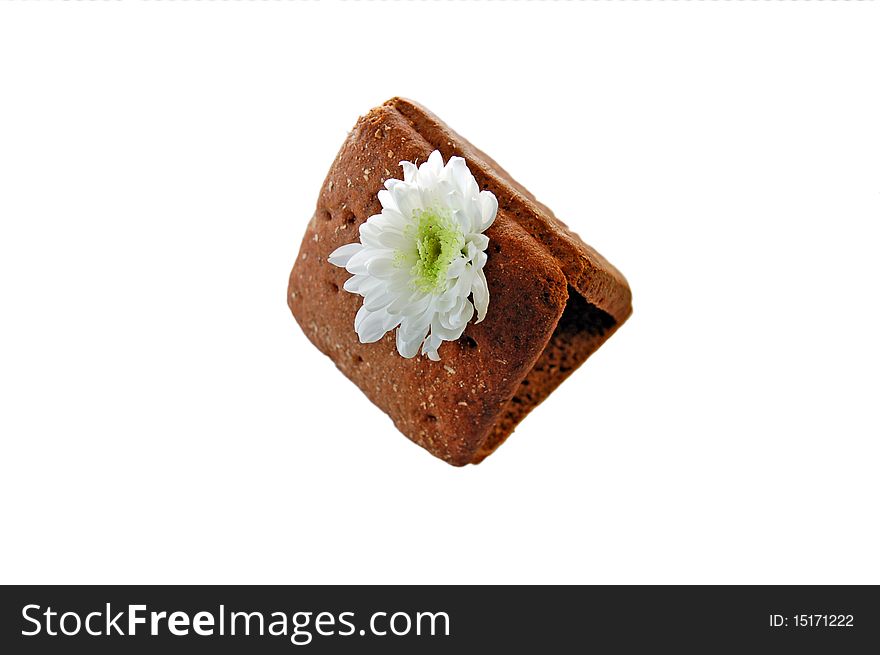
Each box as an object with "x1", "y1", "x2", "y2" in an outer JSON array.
[{"x1": 288, "y1": 98, "x2": 631, "y2": 465}]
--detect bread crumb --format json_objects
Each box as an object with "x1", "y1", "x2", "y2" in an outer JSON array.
[
  {"x1": 347, "y1": 178, "x2": 352, "y2": 187},
  {"x1": 444, "y1": 365, "x2": 456, "y2": 375},
  {"x1": 457, "y1": 401, "x2": 468, "y2": 407}
]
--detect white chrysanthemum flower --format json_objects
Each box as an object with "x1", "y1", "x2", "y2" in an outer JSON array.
[{"x1": 328, "y1": 150, "x2": 498, "y2": 361}]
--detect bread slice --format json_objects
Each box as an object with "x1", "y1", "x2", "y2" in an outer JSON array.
[{"x1": 288, "y1": 98, "x2": 631, "y2": 465}]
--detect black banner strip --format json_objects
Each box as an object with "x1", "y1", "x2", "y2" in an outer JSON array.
[{"x1": 2, "y1": 585, "x2": 877, "y2": 653}]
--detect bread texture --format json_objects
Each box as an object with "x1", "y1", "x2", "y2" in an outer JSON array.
[{"x1": 288, "y1": 98, "x2": 631, "y2": 465}]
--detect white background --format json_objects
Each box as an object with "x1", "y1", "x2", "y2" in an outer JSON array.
[{"x1": 1, "y1": 2, "x2": 878, "y2": 585}]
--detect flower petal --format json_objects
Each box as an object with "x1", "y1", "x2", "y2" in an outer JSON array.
[
  {"x1": 471, "y1": 267, "x2": 489, "y2": 323},
  {"x1": 479, "y1": 191, "x2": 498, "y2": 231},
  {"x1": 396, "y1": 318, "x2": 429, "y2": 358},
  {"x1": 357, "y1": 309, "x2": 397, "y2": 343},
  {"x1": 449, "y1": 156, "x2": 480, "y2": 203},
  {"x1": 343, "y1": 273, "x2": 379, "y2": 295},
  {"x1": 363, "y1": 288, "x2": 397, "y2": 312},
  {"x1": 390, "y1": 184, "x2": 422, "y2": 221},
  {"x1": 441, "y1": 295, "x2": 474, "y2": 331},
  {"x1": 328, "y1": 242, "x2": 363, "y2": 267},
  {"x1": 374, "y1": 227, "x2": 411, "y2": 251},
  {"x1": 377, "y1": 189, "x2": 398, "y2": 211},
  {"x1": 422, "y1": 150, "x2": 444, "y2": 179},
  {"x1": 468, "y1": 233, "x2": 489, "y2": 252},
  {"x1": 387, "y1": 290, "x2": 430, "y2": 316},
  {"x1": 400, "y1": 161, "x2": 418, "y2": 183},
  {"x1": 344, "y1": 247, "x2": 374, "y2": 275},
  {"x1": 365, "y1": 256, "x2": 398, "y2": 278},
  {"x1": 421, "y1": 331, "x2": 444, "y2": 361},
  {"x1": 354, "y1": 305, "x2": 370, "y2": 332}
]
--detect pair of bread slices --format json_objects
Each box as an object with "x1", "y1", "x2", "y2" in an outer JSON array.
[{"x1": 288, "y1": 98, "x2": 631, "y2": 466}]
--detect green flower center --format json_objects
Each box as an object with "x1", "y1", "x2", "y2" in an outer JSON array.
[{"x1": 408, "y1": 207, "x2": 464, "y2": 293}]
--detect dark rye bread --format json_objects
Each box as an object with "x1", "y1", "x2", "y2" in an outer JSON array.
[{"x1": 288, "y1": 98, "x2": 631, "y2": 465}]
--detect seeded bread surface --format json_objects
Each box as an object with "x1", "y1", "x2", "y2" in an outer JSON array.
[{"x1": 288, "y1": 98, "x2": 631, "y2": 465}]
